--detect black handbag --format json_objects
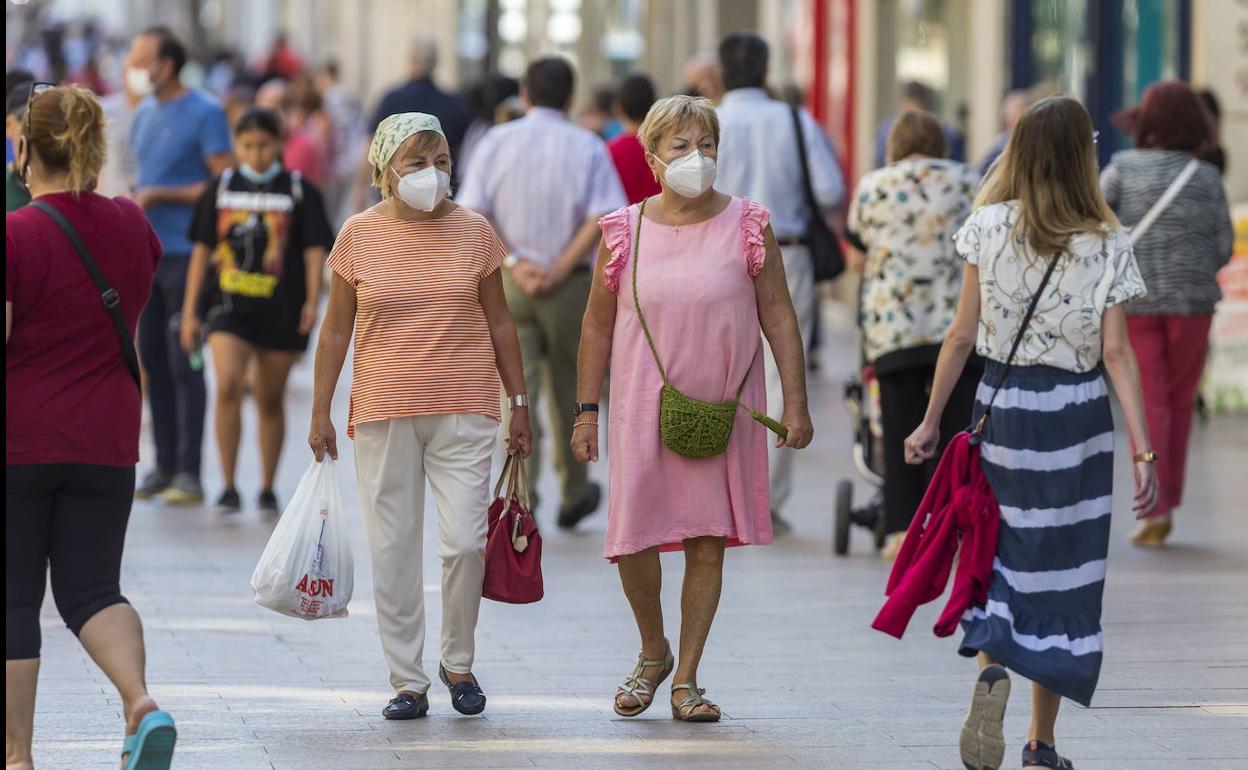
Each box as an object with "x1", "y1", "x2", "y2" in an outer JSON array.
[
  {"x1": 789, "y1": 105, "x2": 845, "y2": 283},
  {"x1": 30, "y1": 200, "x2": 142, "y2": 389}
]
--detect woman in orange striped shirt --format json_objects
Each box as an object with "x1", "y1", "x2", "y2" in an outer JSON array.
[{"x1": 309, "y1": 112, "x2": 531, "y2": 721}]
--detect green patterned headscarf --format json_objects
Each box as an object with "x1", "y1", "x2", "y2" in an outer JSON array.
[{"x1": 369, "y1": 112, "x2": 446, "y2": 170}]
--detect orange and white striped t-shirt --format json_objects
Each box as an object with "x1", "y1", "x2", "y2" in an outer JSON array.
[{"x1": 326, "y1": 205, "x2": 506, "y2": 437}]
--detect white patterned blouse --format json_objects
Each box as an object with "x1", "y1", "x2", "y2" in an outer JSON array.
[{"x1": 953, "y1": 201, "x2": 1147, "y2": 373}]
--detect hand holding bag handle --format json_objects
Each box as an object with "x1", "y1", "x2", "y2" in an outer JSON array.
[{"x1": 29, "y1": 200, "x2": 142, "y2": 389}]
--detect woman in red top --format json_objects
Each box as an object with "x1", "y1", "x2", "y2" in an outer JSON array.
[
  {"x1": 607, "y1": 74, "x2": 663, "y2": 204},
  {"x1": 6, "y1": 85, "x2": 177, "y2": 769}
]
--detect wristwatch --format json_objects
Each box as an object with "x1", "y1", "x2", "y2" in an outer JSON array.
[
  {"x1": 508, "y1": 393, "x2": 529, "y2": 409},
  {"x1": 573, "y1": 402, "x2": 599, "y2": 416},
  {"x1": 1133, "y1": 450, "x2": 1158, "y2": 463}
]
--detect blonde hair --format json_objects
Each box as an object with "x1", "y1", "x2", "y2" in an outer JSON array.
[
  {"x1": 976, "y1": 96, "x2": 1118, "y2": 256},
  {"x1": 371, "y1": 130, "x2": 447, "y2": 199},
  {"x1": 637, "y1": 95, "x2": 719, "y2": 155},
  {"x1": 886, "y1": 111, "x2": 948, "y2": 163},
  {"x1": 24, "y1": 86, "x2": 106, "y2": 194}
]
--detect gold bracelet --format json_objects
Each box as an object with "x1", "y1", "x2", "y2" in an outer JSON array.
[
  {"x1": 573, "y1": 419, "x2": 599, "y2": 431},
  {"x1": 1133, "y1": 450, "x2": 1158, "y2": 463}
]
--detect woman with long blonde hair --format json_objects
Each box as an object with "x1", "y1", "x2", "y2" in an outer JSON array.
[{"x1": 904, "y1": 97, "x2": 1158, "y2": 770}]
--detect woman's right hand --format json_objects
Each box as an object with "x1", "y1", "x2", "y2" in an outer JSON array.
[
  {"x1": 570, "y1": 421, "x2": 599, "y2": 463},
  {"x1": 179, "y1": 314, "x2": 202, "y2": 354},
  {"x1": 904, "y1": 420, "x2": 940, "y2": 465},
  {"x1": 309, "y1": 412, "x2": 338, "y2": 462},
  {"x1": 1133, "y1": 459, "x2": 1160, "y2": 519}
]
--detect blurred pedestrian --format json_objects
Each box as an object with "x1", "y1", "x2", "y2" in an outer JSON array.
[
  {"x1": 846, "y1": 111, "x2": 981, "y2": 559},
  {"x1": 257, "y1": 77, "x2": 332, "y2": 187},
  {"x1": 458, "y1": 56, "x2": 626, "y2": 527},
  {"x1": 128, "y1": 26, "x2": 234, "y2": 504},
  {"x1": 715, "y1": 31, "x2": 844, "y2": 533},
  {"x1": 904, "y1": 96, "x2": 1156, "y2": 770},
  {"x1": 181, "y1": 107, "x2": 334, "y2": 516},
  {"x1": 257, "y1": 32, "x2": 303, "y2": 81},
  {"x1": 309, "y1": 113, "x2": 531, "y2": 720},
  {"x1": 682, "y1": 53, "x2": 724, "y2": 103},
  {"x1": 6, "y1": 75, "x2": 35, "y2": 212},
  {"x1": 607, "y1": 73, "x2": 661, "y2": 204},
  {"x1": 578, "y1": 84, "x2": 622, "y2": 140},
  {"x1": 7, "y1": 83, "x2": 178, "y2": 770},
  {"x1": 353, "y1": 34, "x2": 470, "y2": 210},
  {"x1": 978, "y1": 88, "x2": 1032, "y2": 178},
  {"x1": 573, "y1": 94, "x2": 812, "y2": 722},
  {"x1": 96, "y1": 39, "x2": 150, "y2": 198},
  {"x1": 314, "y1": 58, "x2": 366, "y2": 223},
  {"x1": 459, "y1": 74, "x2": 519, "y2": 177},
  {"x1": 1102, "y1": 80, "x2": 1233, "y2": 546},
  {"x1": 874, "y1": 81, "x2": 965, "y2": 167},
  {"x1": 6, "y1": 69, "x2": 35, "y2": 164}
]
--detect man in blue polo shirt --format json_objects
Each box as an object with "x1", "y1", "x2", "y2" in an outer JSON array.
[{"x1": 129, "y1": 26, "x2": 233, "y2": 504}]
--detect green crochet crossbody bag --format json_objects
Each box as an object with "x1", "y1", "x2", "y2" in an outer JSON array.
[{"x1": 630, "y1": 199, "x2": 788, "y2": 460}]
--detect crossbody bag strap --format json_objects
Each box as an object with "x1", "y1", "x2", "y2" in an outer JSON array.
[
  {"x1": 30, "y1": 200, "x2": 142, "y2": 390},
  {"x1": 972, "y1": 252, "x2": 1061, "y2": 436},
  {"x1": 789, "y1": 105, "x2": 820, "y2": 229},
  {"x1": 630, "y1": 198, "x2": 670, "y2": 385},
  {"x1": 630, "y1": 198, "x2": 756, "y2": 399},
  {"x1": 1129, "y1": 158, "x2": 1199, "y2": 246}
]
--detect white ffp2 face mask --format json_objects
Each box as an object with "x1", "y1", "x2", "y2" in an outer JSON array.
[
  {"x1": 656, "y1": 150, "x2": 717, "y2": 198},
  {"x1": 125, "y1": 67, "x2": 154, "y2": 98},
  {"x1": 393, "y1": 166, "x2": 451, "y2": 212}
]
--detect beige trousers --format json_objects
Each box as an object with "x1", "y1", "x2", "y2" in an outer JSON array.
[
  {"x1": 764, "y1": 243, "x2": 815, "y2": 513},
  {"x1": 353, "y1": 413, "x2": 497, "y2": 694}
]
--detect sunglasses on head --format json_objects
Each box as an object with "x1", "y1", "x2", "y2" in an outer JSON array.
[{"x1": 23, "y1": 81, "x2": 57, "y2": 132}]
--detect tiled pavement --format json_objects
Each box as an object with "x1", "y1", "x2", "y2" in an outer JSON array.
[{"x1": 29, "y1": 321, "x2": 1248, "y2": 769}]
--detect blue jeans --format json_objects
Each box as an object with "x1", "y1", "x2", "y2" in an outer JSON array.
[{"x1": 137, "y1": 256, "x2": 205, "y2": 477}]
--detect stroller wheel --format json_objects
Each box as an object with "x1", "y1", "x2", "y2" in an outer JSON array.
[{"x1": 834, "y1": 480, "x2": 853, "y2": 556}]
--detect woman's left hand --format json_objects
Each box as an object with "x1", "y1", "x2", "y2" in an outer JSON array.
[
  {"x1": 777, "y1": 407, "x2": 813, "y2": 449},
  {"x1": 298, "y1": 302, "x2": 318, "y2": 335},
  {"x1": 507, "y1": 407, "x2": 533, "y2": 458}
]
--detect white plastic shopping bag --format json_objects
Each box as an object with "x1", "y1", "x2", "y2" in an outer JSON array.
[{"x1": 250, "y1": 458, "x2": 354, "y2": 619}]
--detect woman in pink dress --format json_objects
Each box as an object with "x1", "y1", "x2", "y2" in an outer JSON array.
[{"x1": 573, "y1": 95, "x2": 813, "y2": 722}]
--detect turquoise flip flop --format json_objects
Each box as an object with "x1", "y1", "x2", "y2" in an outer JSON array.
[{"x1": 122, "y1": 710, "x2": 177, "y2": 770}]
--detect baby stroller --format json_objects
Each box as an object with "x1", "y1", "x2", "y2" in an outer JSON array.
[
  {"x1": 834, "y1": 362, "x2": 888, "y2": 555},
  {"x1": 834, "y1": 234, "x2": 888, "y2": 555}
]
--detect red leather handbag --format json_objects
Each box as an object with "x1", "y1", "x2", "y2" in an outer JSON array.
[{"x1": 482, "y1": 455, "x2": 543, "y2": 604}]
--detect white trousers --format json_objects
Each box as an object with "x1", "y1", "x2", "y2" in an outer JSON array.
[
  {"x1": 764, "y1": 243, "x2": 815, "y2": 513},
  {"x1": 353, "y1": 413, "x2": 497, "y2": 694}
]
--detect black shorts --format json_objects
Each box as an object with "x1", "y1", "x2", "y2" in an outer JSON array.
[{"x1": 204, "y1": 302, "x2": 308, "y2": 352}]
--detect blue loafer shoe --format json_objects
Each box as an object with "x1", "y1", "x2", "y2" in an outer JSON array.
[
  {"x1": 382, "y1": 692, "x2": 429, "y2": 720},
  {"x1": 439, "y1": 663, "x2": 487, "y2": 715},
  {"x1": 122, "y1": 710, "x2": 177, "y2": 770}
]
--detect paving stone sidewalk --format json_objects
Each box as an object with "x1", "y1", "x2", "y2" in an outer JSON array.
[{"x1": 29, "y1": 327, "x2": 1248, "y2": 769}]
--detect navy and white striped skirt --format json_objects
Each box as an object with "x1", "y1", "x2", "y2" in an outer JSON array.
[{"x1": 959, "y1": 360, "x2": 1113, "y2": 707}]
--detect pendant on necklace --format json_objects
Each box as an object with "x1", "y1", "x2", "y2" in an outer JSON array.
[{"x1": 674, "y1": 225, "x2": 681, "y2": 235}]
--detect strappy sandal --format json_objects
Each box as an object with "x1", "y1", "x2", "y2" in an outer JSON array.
[
  {"x1": 613, "y1": 642, "x2": 674, "y2": 717},
  {"x1": 670, "y1": 683, "x2": 721, "y2": 722}
]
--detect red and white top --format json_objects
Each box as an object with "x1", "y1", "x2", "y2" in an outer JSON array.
[{"x1": 327, "y1": 205, "x2": 506, "y2": 437}]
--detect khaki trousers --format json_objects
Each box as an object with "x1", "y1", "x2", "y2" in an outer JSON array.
[
  {"x1": 501, "y1": 269, "x2": 591, "y2": 507},
  {"x1": 353, "y1": 413, "x2": 496, "y2": 694},
  {"x1": 763, "y1": 244, "x2": 815, "y2": 513}
]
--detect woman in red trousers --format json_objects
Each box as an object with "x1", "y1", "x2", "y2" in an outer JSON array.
[{"x1": 1101, "y1": 80, "x2": 1233, "y2": 546}]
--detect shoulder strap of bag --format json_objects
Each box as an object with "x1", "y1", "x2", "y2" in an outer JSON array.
[
  {"x1": 1129, "y1": 158, "x2": 1199, "y2": 246},
  {"x1": 972, "y1": 252, "x2": 1060, "y2": 436},
  {"x1": 630, "y1": 198, "x2": 754, "y2": 399},
  {"x1": 291, "y1": 170, "x2": 304, "y2": 204},
  {"x1": 789, "y1": 105, "x2": 821, "y2": 230},
  {"x1": 29, "y1": 200, "x2": 142, "y2": 389}
]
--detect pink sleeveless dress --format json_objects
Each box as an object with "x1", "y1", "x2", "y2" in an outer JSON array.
[{"x1": 597, "y1": 196, "x2": 772, "y2": 560}]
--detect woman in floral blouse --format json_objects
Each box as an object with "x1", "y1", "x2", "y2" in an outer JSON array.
[{"x1": 847, "y1": 111, "x2": 981, "y2": 558}]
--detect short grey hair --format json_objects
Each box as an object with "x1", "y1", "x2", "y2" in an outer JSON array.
[{"x1": 410, "y1": 35, "x2": 438, "y2": 77}]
